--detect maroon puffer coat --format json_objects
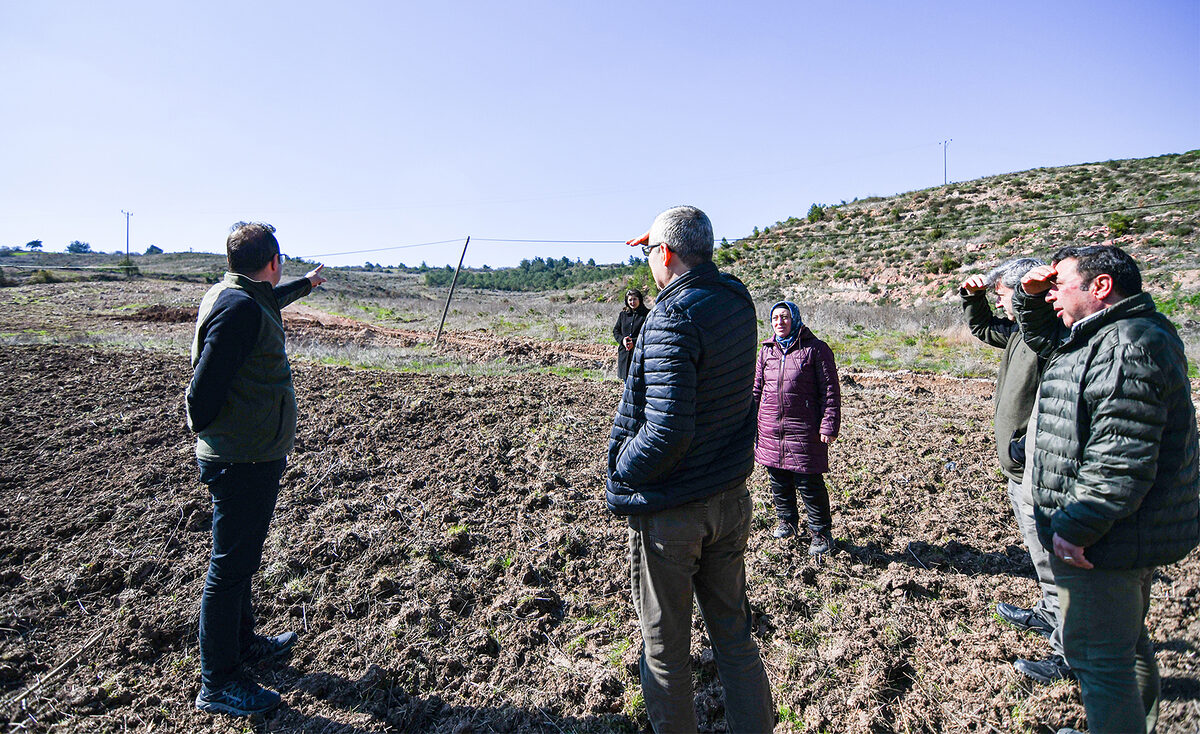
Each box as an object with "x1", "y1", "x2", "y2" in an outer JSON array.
[{"x1": 753, "y1": 327, "x2": 841, "y2": 473}]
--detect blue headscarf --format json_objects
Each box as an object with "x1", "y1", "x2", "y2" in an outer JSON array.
[{"x1": 770, "y1": 301, "x2": 803, "y2": 352}]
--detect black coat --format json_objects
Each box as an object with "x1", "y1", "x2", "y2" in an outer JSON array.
[
  {"x1": 606, "y1": 262, "x2": 758, "y2": 515},
  {"x1": 612, "y1": 307, "x2": 648, "y2": 380}
]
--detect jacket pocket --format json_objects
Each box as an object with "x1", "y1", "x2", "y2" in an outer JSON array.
[
  {"x1": 644, "y1": 503, "x2": 707, "y2": 565},
  {"x1": 1007, "y1": 427, "x2": 1027, "y2": 468},
  {"x1": 274, "y1": 394, "x2": 297, "y2": 445}
]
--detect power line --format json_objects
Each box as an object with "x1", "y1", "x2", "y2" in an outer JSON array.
[
  {"x1": 473, "y1": 238, "x2": 624, "y2": 244},
  {"x1": 301, "y1": 238, "x2": 464, "y2": 259}
]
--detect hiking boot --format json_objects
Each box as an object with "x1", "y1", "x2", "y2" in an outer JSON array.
[
  {"x1": 996, "y1": 602, "x2": 1054, "y2": 638},
  {"x1": 808, "y1": 532, "x2": 833, "y2": 556},
  {"x1": 1014, "y1": 655, "x2": 1074, "y2": 684},
  {"x1": 195, "y1": 677, "x2": 281, "y2": 716},
  {"x1": 243, "y1": 631, "x2": 298, "y2": 665},
  {"x1": 772, "y1": 522, "x2": 796, "y2": 539}
]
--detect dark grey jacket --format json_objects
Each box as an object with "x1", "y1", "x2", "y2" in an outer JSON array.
[
  {"x1": 606, "y1": 262, "x2": 757, "y2": 515},
  {"x1": 960, "y1": 289, "x2": 1042, "y2": 482},
  {"x1": 187, "y1": 272, "x2": 312, "y2": 463},
  {"x1": 1014, "y1": 287, "x2": 1200, "y2": 569}
]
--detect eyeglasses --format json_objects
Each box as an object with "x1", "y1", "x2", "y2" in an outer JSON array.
[
  {"x1": 277, "y1": 253, "x2": 288, "y2": 266},
  {"x1": 640, "y1": 243, "x2": 660, "y2": 257}
]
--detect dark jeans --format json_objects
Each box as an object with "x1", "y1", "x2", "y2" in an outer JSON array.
[
  {"x1": 1054, "y1": 559, "x2": 1159, "y2": 734},
  {"x1": 197, "y1": 458, "x2": 284, "y2": 690},
  {"x1": 765, "y1": 467, "x2": 831, "y2": 536},
  {"x1": 627, "y1": 484, "x2": 775, "y2": 734}
]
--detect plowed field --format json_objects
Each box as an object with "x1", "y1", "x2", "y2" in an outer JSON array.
[{"x1": 0, "y1": 297, "x2": 1197, "y2": 733}]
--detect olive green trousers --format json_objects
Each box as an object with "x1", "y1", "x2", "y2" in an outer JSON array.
[{"x1": 1053, "y1": 559, "x2": 1159, "y2": 734}]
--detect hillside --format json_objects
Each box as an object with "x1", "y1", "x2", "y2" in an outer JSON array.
[{"x1": 718, "y1": 150, "x2": 1200, "y2": 311}]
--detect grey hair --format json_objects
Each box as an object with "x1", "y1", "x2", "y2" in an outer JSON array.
[
  {"x1": 649, "y1": 205, "x2": 713, "y2": 267},
  {"x1": 986, "y1": 257, "x2": 1045, "y2": 290}
]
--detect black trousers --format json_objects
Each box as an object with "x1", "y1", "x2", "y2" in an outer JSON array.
[
  {"x1": 765, "y1": 466, "x2": 831, "y2": 536},
  {"x1": 197, "y1": 458, "x2": 284, "y2": 689}
]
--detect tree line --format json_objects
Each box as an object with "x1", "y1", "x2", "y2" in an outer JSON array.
[{"x1": 396, "y1": 255, "x2": 648, "y2": 292}]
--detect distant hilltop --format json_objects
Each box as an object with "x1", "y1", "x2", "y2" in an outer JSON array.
[{"x1": 719, "y1": 150, "x2": 1200, "y2": 311}]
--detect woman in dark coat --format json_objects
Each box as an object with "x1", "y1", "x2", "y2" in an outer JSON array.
[
  {"x1": 612, "y1": 289, "x2": 649, "y2": 381},
  {"x1": 753, "y1": 301, "x2": 841, "y2": 554}
]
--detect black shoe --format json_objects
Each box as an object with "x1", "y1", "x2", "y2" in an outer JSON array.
[
  {"x1": 772, "y1": 523, "x2": 796, "y2": 539},
  {"x1": 808, "y1": 533, "x2": 833, "y2": 556},
  {"x1": 242, "y1": 631, "x2": 298, "y2": 665},
  {"x1": 195, "y1": 678, "x2": 281, "y2": 716},
  {"x1": 996, "y1": 602, "x2": 1053, "y2": 638},
  {"x1": 1014, "y1": 655, "x2": 1073, "y2": 684}
]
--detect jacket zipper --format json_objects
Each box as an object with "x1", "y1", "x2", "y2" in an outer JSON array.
[{"x1": 777, "y1": 347, "x2": 785, "y2": 457}]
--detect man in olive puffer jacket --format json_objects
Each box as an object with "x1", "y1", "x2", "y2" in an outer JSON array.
[
  {"x1": 187, "y1": 222, "x2": 326, "y2": 717},
  {"x1": 1016, "y1": 245, "x2": 1199, "y2": 734},
  {"x1": 609, "y1": 206, "x2": 773, "y2": 734}
]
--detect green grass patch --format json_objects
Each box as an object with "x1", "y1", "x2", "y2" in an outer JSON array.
[
  {"x1": 537, "y1": 365, "x2": 605, "y2": 380},
  {"x1": 827, "y1": 328, "x2": 997, "y2": 377}
]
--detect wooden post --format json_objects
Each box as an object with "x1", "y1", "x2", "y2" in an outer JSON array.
[{"x1": 434, "y1": 236, "x2": 470, "y2": 348}]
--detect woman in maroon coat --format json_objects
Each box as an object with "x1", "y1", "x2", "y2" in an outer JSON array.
[{"x1": 753, "y1": 301, "x2": 841, "y2": 554}]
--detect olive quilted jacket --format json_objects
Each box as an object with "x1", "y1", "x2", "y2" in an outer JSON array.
[{"x1": 1014, "y1": 287, "x2": 1200, "y2": 569}]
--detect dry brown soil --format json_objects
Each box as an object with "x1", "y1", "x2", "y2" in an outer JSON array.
[{"x1": 0, "y1": 285, "x2": 1197, "y2": 733}]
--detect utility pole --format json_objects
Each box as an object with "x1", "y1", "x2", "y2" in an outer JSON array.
[
  {"x1": 434, "y1": 236, "x2": 471, "y2": 348},
  {"x1": 121, "y1": 210, "x2": 133, "y2": 261},
  {"x1": 941, "y1": 140, "x2": 952, "y2": 185}
]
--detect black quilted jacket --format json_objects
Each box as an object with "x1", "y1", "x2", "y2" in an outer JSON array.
[
  {"x1": 606, "y1": 262, "x2": 758, "y2": 515},
  {"x1": 1014, "y1": 287, "x2": 1200, "y2": 569}
]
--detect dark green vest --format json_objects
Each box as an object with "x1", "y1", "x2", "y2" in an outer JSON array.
[{"x1": 189, "y1": 273, "x2": 305, "y2": 462}]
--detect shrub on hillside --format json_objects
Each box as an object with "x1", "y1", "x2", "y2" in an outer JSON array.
[
  {"x1": 1107, "y1": 213, "x2": 1134, "y2": 237},
  {"x1": 923, "y1": 254, "x2": 961, "y2": 274},
  {"x1": 715, "y1": 248, "x2": 741, "y2": 266}
]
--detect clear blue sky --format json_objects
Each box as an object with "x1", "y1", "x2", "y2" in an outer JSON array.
[{"x1": 2, "y1": 1, "x2": 1197, "y2": 268}]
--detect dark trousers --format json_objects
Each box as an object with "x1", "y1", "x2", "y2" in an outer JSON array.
[
  {"x1": 765, "y1": 467, "x2": 831, "y2": 536},
  {"x1": 197, "y1": 459, "x2": 284, "y2": 690},
  {"x1": 627, "y1": 484, "x2": 775, "y2": 733},
  {"x1": 1054, "y1": 559, "x2": 1159, "y2": 734}
]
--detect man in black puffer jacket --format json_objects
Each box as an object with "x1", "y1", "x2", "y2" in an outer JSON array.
[
  {"x1": 608, "y1": 206, "x2": 773, "y2": 734},
  {"x1": 1016, "y1": 245, "x2": 1199, "y2": 734}
]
